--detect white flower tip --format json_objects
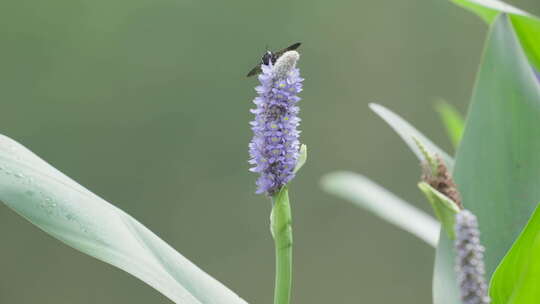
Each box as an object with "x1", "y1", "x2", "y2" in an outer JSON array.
[{"x1": 273, "y1": 51, "x2": 300, "y2": 79}]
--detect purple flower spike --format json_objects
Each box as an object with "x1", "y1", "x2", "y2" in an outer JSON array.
[
  {"x1": 249, "y1": 51, "x2": 303, "y2": 196},
  {"x1": 455, "y1": 210, "x2": 491, "y2": 304}
]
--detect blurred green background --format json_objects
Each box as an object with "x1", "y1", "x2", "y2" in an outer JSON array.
[{"x1": 1, "y1": 0, "x2": 539, "y2": 303}]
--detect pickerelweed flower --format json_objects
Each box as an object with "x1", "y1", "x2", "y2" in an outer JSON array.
[
  {"x1": 454, "y1": 210, "x2": 491, "y2": 304},
  {"x1": 248, "y1": 51, "x2": 303, "y2": 196}
]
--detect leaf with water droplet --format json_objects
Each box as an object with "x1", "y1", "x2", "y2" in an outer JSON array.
[{"x1": 0, "y1": 134, "x2": 246, "y2": 304}]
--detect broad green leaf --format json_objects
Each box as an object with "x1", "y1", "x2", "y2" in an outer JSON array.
[
  {"x1": 451, "y1": 0, "x2": 540, "y2": 72},
  {"x1": 490, "y1": 203, "x2": 540, "y2": 303},
  {"x1": 293, "y1": 144, "x2": 307, "y2": 174},
  {"x1": 451, "y1": 0, "x2": 529, "y2": 23},
  {"x1": 321, "y1": 172, "x2": 440, "y2": 247},
  {"x1": 418, "y1": 182, "x2": 460, "y2": 239},
  {"x1": 435, "y1": 101, "x2": 464, "y2": 149},
  {"x1": 511, "y1": 14, "x2": 540, "y2": 72},
  {"x1": 0, "y1": 134, "x2": 246, "y2": 304},
  {"x1": 433, "y1": 14, "x2": 540, "y2": 304},
  {"x1": 369, "y1": 103, "x2": 454, "y2": 170}
]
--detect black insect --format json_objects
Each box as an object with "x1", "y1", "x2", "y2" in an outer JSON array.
[{"x1": 246, "y1": 42, "x2": 301, "y2": 77}]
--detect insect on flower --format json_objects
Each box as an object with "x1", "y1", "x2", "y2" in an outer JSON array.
[{"x1": 246, "y1": 42, "x2": 302, "y2": 77}]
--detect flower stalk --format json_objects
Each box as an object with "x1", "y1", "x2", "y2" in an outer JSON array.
[
  {"x1": 248, "y1": 50, "x2": 303, "y2": 304},
  {"x1": 270, "y1": 187, "x2": 293, "y2": 304}
]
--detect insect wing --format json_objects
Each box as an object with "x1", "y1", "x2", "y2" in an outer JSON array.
[
  {"x1": 246, "y1": 64, "x2": 262, "y2": 77},
  {"x1": 284, "y1": 42, "x2": 301, "y2": 51},
  {"x1": 272, "y1": 42, "x2": 302, "y2": 63}
]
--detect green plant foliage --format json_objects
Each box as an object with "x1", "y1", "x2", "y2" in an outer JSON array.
[
  {"x1": 439, "y1": 14, "x2": 540, "y2": 304},
  {"x1": 366, "y1": 104, "x2": 459, "y2": 303},
  {"x1": 490, "y1": 203, "x2": 540, "y2": 303},
  {"x1": 511, "y1": 14, "x2": 540, "y2": 72},
  {"x1": 435, "y1": 101, "x2": 464, "y2": 149},
  {"x1": 0, "y1": 134, "x2": 246, "y2": 304},
  {"x1": 451, "y1": 0, "x2": 540, "y2": 71},
  {"x1": 293, "y1": 144, "x2": 307, "y2": 174},
  {"x1": 451, "y1": 0, "x2": 529, "y2": 23},
  {"x1": 369, "y1": 103, "x2": 454, "y2": 170},
  {"x1": 321, "y1": 172, "x2": 440, "y2": 247},
  {"x1": 418, "y1": 182, "x2": 460, "y2": 239},
  {"x1": 433, "y1": 232, "x2": 461, "y2": 304}
]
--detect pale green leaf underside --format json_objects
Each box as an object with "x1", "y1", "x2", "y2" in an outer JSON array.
[
  {"x1": 0, "y1": 134, "x2": 247, "y2": 304},
  {"x1": 417, "y1": 182, "x2": 460, "y2": 240},
  {"x1": 435, "y1": 101, "x2": 464, "y2": 149},
  {"x1": 490, "y1": 203, "x2": 540, "y2": 304},
  {"x1": 321, "y1": 172, "x2": 440, "y2": 247},
  {"x1": 369, "y1": 103, "x2": 454, "y2": 170}
]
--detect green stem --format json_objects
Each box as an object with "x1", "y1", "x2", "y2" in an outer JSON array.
[{"x1": 270, "y1": 187, "x2": 293, "y2": 304}]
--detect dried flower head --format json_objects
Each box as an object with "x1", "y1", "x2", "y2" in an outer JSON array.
[
  {"x1": 248, "y1": 51, "x2": 303, "y2": 196},
  {"x1": 454, "y1": 210, "x2": 491, "y2": 304},
  {"x1": 421, "y1": 154, "x2": 462, "y2": 208}
]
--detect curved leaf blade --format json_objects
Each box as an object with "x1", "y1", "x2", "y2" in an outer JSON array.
[
  {"x1": 489, "y1": 203, "x2": 540, "y2": 304},
  {"x1": 451, "y1": 0, "x2": 540, "y2": 72},
  {"x1": 451, "y1": 0, "x2": 529, "y2": 23},
  {"x1": 321, "y1": 172, "x2": 440, "y2": 247},
  {"x1": 369, "y1": 103, "x2": 454, "y2": 170},
  {"x1": 418, "y1": 182, "x2": 460, "y2": 240},
  {"x1": 511, "y1": 14, "x2": 540, "y2": 72},
  {"x1": 0, "y1": 134, "x2": 247, "y2": 304}
]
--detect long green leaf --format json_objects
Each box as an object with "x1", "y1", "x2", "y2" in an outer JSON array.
[
  {"x1": 511, "y1": 14, "x2": 540, "y2": 72},
  {"x1": 490, "y1": 203, "x2": 540, "y2": 303},
  {"x1": 434, "y1": 14, "x2": 540, "y2": 304},
  {"x1": 435, "y1": 101, "x2": 465, "y2": 149},
  {"x1": 369, "y1": 103, "x2": 454, "y2": 170},
  {"x1": 451, "y1": 0, "x2": 540, "y2": 72},
  {"x1": 0, "y1": 134, "x2": 247, "y2": 304},
  {"x1": 321, "y1": 172, "x2": 440, "y2": 247}
]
